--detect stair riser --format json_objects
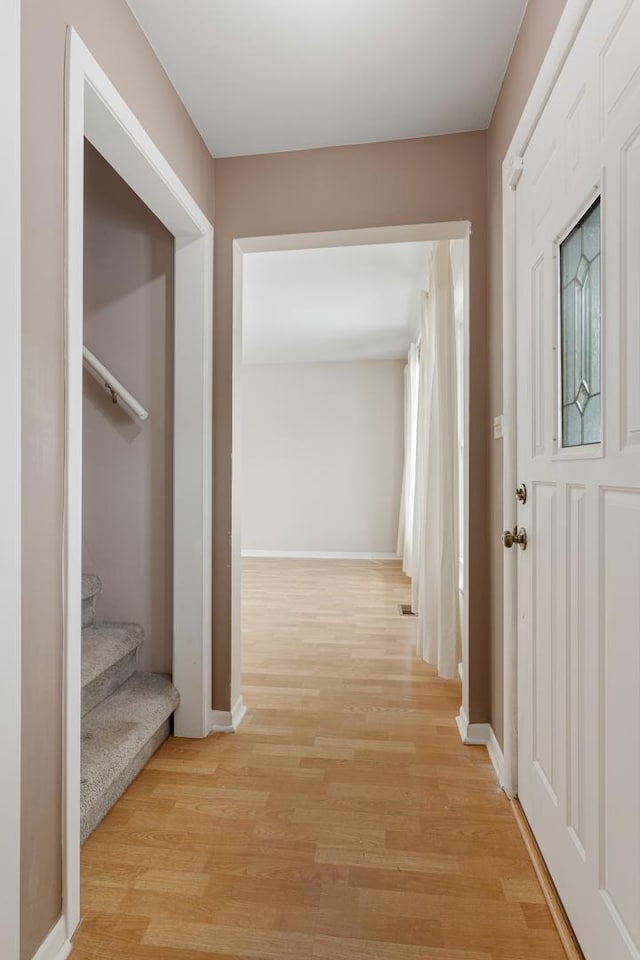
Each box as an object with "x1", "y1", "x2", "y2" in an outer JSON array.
[
  {"x1": 81, "y1": 650, "x2": 138, "y2": 717},
  {"x1": 82, "y1": 594, "x2": 98, "y2": 627},
  {"x1": 81, "y1": 719, "x2": 169, "y2": 842},
  {"x1": 81, "y1": 574, "x2": 102, "y2": 625}
]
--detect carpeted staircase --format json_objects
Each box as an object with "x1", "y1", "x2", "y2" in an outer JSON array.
[{"x1": 80, "y1": 574, "x2": 179, "y2": 841}]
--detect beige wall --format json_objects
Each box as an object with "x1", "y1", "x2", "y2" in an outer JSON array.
[
  {"x1": 83, "y1": 143, "x2": 174, "y2": 673},
  {"x1": 242, "y1": 360, "x2": 404, "y2": 556},
  {"x1": 213, "y1": 133, "x2": 490, "y2": 713},
  {"x1": 20, "y1": 1, "x2": 214, "y2": 955},
  {"x1": 486, "y1": 0, "x2": 569, "y2": 747}
]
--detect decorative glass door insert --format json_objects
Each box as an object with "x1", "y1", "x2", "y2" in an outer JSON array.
[{"x1": 560, "y1": 198, "x2": 601, "y2": 447}]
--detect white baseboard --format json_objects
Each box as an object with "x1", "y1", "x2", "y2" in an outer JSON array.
[
  {"x1": 486, "y1": 725, "x2": 506, "y2": 787},
  {"x1": 32, "y1": 917, "x2": 71, "y2": 960},
  {"x1": 210, "y1": 696, "x2": 247, "y2": 734},
  {"x1": 241, "y1": 550, "x2": 400, "y2": 561},
  {"x1": 456, "y1": 707, "x2": 505, "y2": 789},
  {"x1": 232, "y1": 695, "x2": 247, "y2": 730},
  {"x1": 209, "y1": 709, "x2": 233, "y2": 732}
]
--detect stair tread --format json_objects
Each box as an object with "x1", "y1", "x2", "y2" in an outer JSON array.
[
  {"x1": 81, "y1": 574, "x2": 102, "y2": 601},
  {"x1": 82, "y1": 620, "x2": 144, "y2": 689},
  {"x1": 81, "y1": 673, "x2": 179, "y2": 809}
]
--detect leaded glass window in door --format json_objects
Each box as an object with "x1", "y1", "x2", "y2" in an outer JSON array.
[{"x1": 560, "y1": 198, "x2": 601, "y2": 447}]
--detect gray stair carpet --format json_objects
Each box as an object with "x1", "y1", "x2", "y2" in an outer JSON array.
[
  {"x1": 81, "y1": 672, "x2": 179, "y2": 842},
  {"x1": 82, "y1": 574, "x2": 102, "y2": 626},
  {"x1": 81, "y1": 620, "x2": 144, "y2": 717}
]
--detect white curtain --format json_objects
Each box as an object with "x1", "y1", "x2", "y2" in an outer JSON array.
[
  {"x1": 397, "y1": 343, "x2": 419, "y2": 575},
  {"x1": 411, "y1": 241, "x2": 461, "y2": 679}
]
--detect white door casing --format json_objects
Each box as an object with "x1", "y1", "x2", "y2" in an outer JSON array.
[
  {"x1": 514, "y1": 1, "x2": 640, "y2": 956},
  {"x1": 0, "y1": 0, "x2": 21, "y2": 957},
  {"x1": 232, "y1": 222, "x2": 470, "y2": 733},
  {"x1": 65, "y1": 28, "x2": 213, "y2": 945}
]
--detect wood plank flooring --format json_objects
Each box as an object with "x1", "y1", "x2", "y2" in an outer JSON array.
[{"x1": 71, "y1": 559, "x2": 566, "y2": 959}]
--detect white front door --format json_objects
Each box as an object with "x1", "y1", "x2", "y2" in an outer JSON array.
[{"x1": 515, "y1": 1, "x2": 640, "y2": 957}]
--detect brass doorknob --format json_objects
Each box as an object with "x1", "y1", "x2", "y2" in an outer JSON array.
[{"x1": 503, "y1": 526, "x2": 527, "y2": 550}]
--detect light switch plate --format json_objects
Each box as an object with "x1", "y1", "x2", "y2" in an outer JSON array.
[{"x1": 493, "y1": 415, "x2": 504, "y2": 439}]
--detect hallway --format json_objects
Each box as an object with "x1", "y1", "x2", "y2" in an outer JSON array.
[{"x1": 71, "y1": 560, "x2": 565, "y2": 959}]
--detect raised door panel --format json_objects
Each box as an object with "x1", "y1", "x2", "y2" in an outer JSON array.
[
  {"x1": 600, "y1": 0, "x2": 640, "y2": 135},
  {"x1": 599, "y1": 489, "x2": 640, "y2": 954},
  {"x1": 566, "y1": 485, "x2": 587, "y2": 858},
  {"x1": 620, "y1": 127, "x2": 640, "y2": 450},
  {"x1": 531, "y1": 257, "x2": 546, "y2": 459},
  {"x1": 531, "y1": 482, "x2": 560, "y2": 803}
]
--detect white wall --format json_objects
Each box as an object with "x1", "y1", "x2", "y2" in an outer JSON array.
[
  {"x1": 82, "y1": 143, "x2": 174, "y2": 672},
  {"x1": 0, "y1": 1, "x2": 21, "y2": 955},
  {"x1": 242, "y1": 360, "x2": 404, "y2": 556}
]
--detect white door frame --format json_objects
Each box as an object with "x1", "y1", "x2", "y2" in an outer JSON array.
[
  {"x1": 64, "y1": 28, "x2": 213, "y2": 943},
  {"x1": 0, "y1": 0, "x2": 22, "y2": 957},
  {"x1": 501, "y1": 0, "x2": 595, "y2": 798},
  {"x1": 231, "y1": 222, "x2": 471, "y2": 728}
]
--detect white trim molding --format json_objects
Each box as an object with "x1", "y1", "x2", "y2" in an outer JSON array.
[
  {"x1": 64, "y1": 27, "x2": 213, "y2": 944},
  {"x1": 486, "y1": 727, "x2": 506, "y2": 789},
  {"x1": 210, "y1": 697, "x2": 248, "y2": 734},
  {"x1": 506, "y1": 155, "x2": 524, "y2": 190},
  {"x1": 31, "y1": 918, "x2": 72, "y2": 960},
  {"x1": 0, "y1": 1, "x2": 21, "y2": 956},
  {"x1": 456, "y1": 709, "x2": 506, "y2": 789},
  {"x1": 242, "y1": 550, "x2": 401, "y2": 561},
  {"x1": 501, "y1": 0, "x2": 595, "y2": 801}
]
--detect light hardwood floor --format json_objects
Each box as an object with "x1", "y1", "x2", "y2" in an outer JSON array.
[{"x1": 71, "y1": 559, "x2": 566, "y2": 959}]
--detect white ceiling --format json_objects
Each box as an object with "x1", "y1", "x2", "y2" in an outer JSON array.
[
  {"x1": 242, "y1": 241, "x2": 431, "y2": 365},
  {"x1": 127, "y1": 0, "x2": 528, "y2": 158}
]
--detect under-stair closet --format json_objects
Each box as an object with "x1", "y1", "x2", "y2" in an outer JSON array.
[{"x1": 80, "y1": 141, "x2": 178, "y2": 839}]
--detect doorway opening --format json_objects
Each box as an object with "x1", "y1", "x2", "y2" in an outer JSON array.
[
  {"x1": 63, "y1": 29, "x2": 213, "y2": 946},
  {"x1": 231, "y1": 223, "x2": 470, "y2": 726},
  {"x1": 80, "y1": 140, "x2": 179, "y2": 842}
]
